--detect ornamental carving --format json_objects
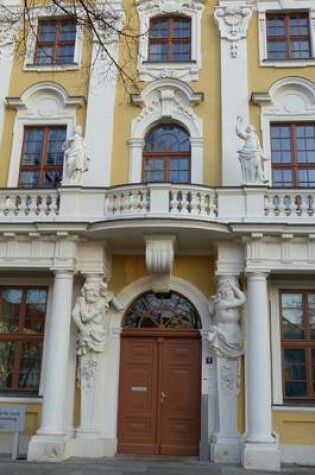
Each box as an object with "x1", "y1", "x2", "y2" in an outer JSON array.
[
  {"x1": 145, "y1": 236, "x2": 176, "y2": 292},
  {"x1": 214, "y1": 6, "x2": 252, "y2": 58},
  {"x1": 63, "y1": 125, "x2": 91, "y2": 185}
]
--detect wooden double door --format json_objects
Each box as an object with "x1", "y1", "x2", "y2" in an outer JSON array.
[{"x1": 118, "y1": 332, "x2": 201, "y2": 455}]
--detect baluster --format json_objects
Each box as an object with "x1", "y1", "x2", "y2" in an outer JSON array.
[
  {"x1": 0, "y1": 195, "x2": 6, "y2": 216},
  {"x1": 170, "y1": 190, "x2": 179, "y2": 214},
  {"x1": 190, "y1": 192, "x2": 200, "y2": 215},
  {"x1": 142, "y1": 190, "x2": 149, "y2": 213},
  {"x1": 17, "y1": 194, "x2": 28, "y2": 216},
  {"x1": 299, "y1": 194, "x2": 308, "y2": 216},
  {"x1": 5, "y1": 195, "x2": 16, "y2": 216},
  {"x1": 180, "y1": 191, "x2": 189, "y2": 215},
  {"x1": 209, "y1": 193, "x2": 217, "y2": 217},
  {"x1": 49, "y1": 195, "x2": 58, "y2": 217},
  {"x1": 113, "y1": 193, "x2": 120, "y2": 214},
  {"x1": 264, "y1": 194, "x2": 271, "y2": 216},
  {"x1": 307, "y1": 195, "x2": 314, "y2": 216},
  {"x1": 104, "y1": 193, "x2": 113, "y2": 215},
  {"x1": 129, "y1": 191, "x2": 137, "y2": 214},
  {"x1": 38, "y1": 195, "x2": 48, "y2": 217}
]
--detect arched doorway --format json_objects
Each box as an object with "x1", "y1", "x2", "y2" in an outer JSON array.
[{"x1": 117, "y1": 291, "x2": 202, "y2": 455}]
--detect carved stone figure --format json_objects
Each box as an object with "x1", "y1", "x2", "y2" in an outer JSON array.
[
  {"x1": 72, "y1": 277, "x2": 121, "y2": 356},
  {"x1": 208, "y1": 276, "x2": 246, "y2": 359},
  {"x1": 63, "y1": 125, "x2": 90, "y2": 185},
  {"x1": 236, "y1": 116, "x2": 269, "y2": 185}
]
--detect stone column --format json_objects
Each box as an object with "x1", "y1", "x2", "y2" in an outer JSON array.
[
  {"x1": 214, "y1": 3, "x2": 252, "y2": 185},
  {"x1": 28, "y1": 269, "x2": 74, "y2": 461},
  {"x1": 208, "y1": 275, "x2": 245, "y2": 463},
  {"x1": 242, "y1": 272, "x2": 280, "y2": 471}
]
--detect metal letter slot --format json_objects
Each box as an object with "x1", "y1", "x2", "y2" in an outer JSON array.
[
  {"x1": 131, "y1": 386, "x2": 147, "y2": 392},
  {"x1": 160, "y1": 390, "x2": 166, "y2": 404}
]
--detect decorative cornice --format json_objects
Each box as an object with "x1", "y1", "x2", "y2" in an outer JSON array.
[{"x1": 145, "y1": 235, "x2": 176, "y2": 293}]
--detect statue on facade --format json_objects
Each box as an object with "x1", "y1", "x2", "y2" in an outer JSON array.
[
  {"x1": 63, "y1": 125, "x2": 90, "y2": 185},
  {"x1": 72, "y1": 277, "x2": 122, "y2": 355},
  {"x1": 236, "y1": 116, "x2": 269, "y2": 185},
  {"x1": 208, "y1": 276, "x2": 246, "y2": 358}
]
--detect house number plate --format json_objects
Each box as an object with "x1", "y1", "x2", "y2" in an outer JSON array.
[{"x1": 131, "y1": 386, "x2": 147, "y2": 392}]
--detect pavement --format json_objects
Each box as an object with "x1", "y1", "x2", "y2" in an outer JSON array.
[{"x1": 0, "y1": 456, "x2": 315, "y2": 475}]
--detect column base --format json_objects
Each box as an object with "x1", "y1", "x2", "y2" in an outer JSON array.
[
  {"x1": 70, "y1": 436, "x2": 117, "y2": 457},
  {"x1": 242, "y1": 442, "x2": 281, "y2": 471},
  {"x1": 27, "y1": 434, "x2": 72, "y2": 462},
  {"x1": 211, "y1": 434, "x2": 241, "y2": 463}
]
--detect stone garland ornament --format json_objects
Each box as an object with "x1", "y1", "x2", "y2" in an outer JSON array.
[
  {"x1": 236, "y1": 116, "x2": 269, "y2": 185},
  {"x1": 63, "y1": 126, "x2": 91, "y2": 185},
  {"x1": 214, "y1": 5, "x2": 252, "y2": 58}
]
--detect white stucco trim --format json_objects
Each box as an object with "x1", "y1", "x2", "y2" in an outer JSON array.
[
  {"x1": 252, "y1": 76, "x2": 315, "y2": 184},
  {"x1": 256, "y1": 0, "x2": 315, "y2": 68},
  {"x1": 136, "y1": 0, "x2": 204, "y2": 82},
  {"x1": 280, "y1": 444, "x2": 315, "y2": 466},
  {"x1": 129, "y1": 78, "x2": 204, "y2": 184},
  {"x1": 6, "y1": 82, "x2": 83, "y2": 187}
]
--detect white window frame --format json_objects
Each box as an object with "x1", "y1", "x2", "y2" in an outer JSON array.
[
  {"x1": 6, "y1": 82, "x2": 84, "y2": 187},
  {"x1": 257, "y1": 0, "x2": 315, "y2": 67},
  {"x1": 252, "y1": 76, "x2": 315, "y2": 185},
  {"x1": 0, "y1": 277, "x2": 53, "y2": 400},
  {"x1": 270, "y1": 280, "x2": 315, "y2": 407},
  {"x1": 24, "y1": 7, "x2": 83, "y2": 71},
  {"x1": 136, "y1": 0, "x2": 204, "y2": 82}
]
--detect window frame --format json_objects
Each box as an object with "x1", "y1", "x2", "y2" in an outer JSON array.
[
  {"x1": 34, "y1": 17, "x2": 77, "y2": 65},
  {"x1": 279, "y1": 289, "x2": 315, "y2": 403},
  {"x1": 0, "y1": 286, "x2": 49, "y2": 395},
  {"x1": 270, "y1": 121, "x2": 315, "y2": 188},
  {"x1": 266, "y1": 10, "x2": 311, "y2": 61},
  {"x1": 18, "y1": 125, "x2": 67, "y2": 189},
  {"x1": 148, "y1": 15, "x2": 192, "y2": 63},
  {"x1": 142, "y1": 123, "x2": 191, "y2": 184},
  {"x1": 257, "y1": 1, "x2": 315, "y2": 68}
]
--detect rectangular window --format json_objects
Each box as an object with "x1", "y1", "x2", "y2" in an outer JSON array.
[
  {"x1": 280, "y1": 290, "x2": 315, "y2": 401},
  {"x1": 0, "y1": 287, "x2": 48, "y2": 393},
  {"x1": 19, "y1": 126, "x2": 66, "y2": 188},
  {"x1": 266, "y1": 12, "x2": 311, "y2": 60},
  {"x1": 34, "y1": 18, "x2": 76, "y2": 64},
  {"x1": 149, "y1": 16, "x2": 191, "y2": 62},
  {"x1": 271, "y1": 122, "x2": 315, "y2": 187}
]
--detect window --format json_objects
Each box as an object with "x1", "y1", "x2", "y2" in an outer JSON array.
[
  {"x1": 19, "y1": 126, "x2": 66, "y2": 188},
  {"x1": 0, "y1": 287, "x2": 48, "y2": 393},
  {"x1": 149, "y1": 16, "x2": 191, "y2": 62},
  {"x1": 280, "y1": 290, "x2": 315, "y2": 401},
  {"x1": 271, "y1": 123, "x2": 315, "y2": 187},
  {"x1": 34, "y1": 18, "x2": 76, "y2": 64},
  {"x1": 143, "y1": 124, "x2": 190, "y2": 183},
  {"x1": 266, "y1": 12, "x2": 311, "y2": 60}
]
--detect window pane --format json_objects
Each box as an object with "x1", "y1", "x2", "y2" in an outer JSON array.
[
  {"x1": 25, "y1": 289, "x2": 47, "y2": 334},
  {"x1": 170, "y1": 158, "x2": 189, "y2": 183},
  {"x1": 38, "y1": 22, "x2": 56, "y2": 42},
  {"x1": 308, "y1": 294, "x2": 315, "y2": 340},
  {"x1": 272, "y1": 169, "x2": 293, "y2": 187},
  {"x1": 0, "y1": 341, "x2": 15, "y2": 389},
  {"x1": 60, "y1": 21, "x2": 76, "y2": 41},
  {"x1": 290, "y1": 40, "x2": 310, "y2": 59},
  {"x1": 173, "y1": 19, "x2": 190, "y2": 38},
  {"x1": 144, "y1": 159, "x2": 165, "y2": 182},
  {"x1": 44, "y1": 171, "x2": 63, "y2": 188},
  {"x1": 150, "y1": 19, "x2": 168, "y2": 38},
  {"x1": 268, "y1": 41, "x2": 286, "y2": 59},
  {"x1": 145, "y1": 125, "x2": 190, "y2": 152},
  {"x1": 46, "y1": 128, "x2": 66, "y2": 165},
  {"x1": 18, "y1": 342, "x2": 43, "y2": 390},
  {"x1": 281, "y1": 292, "x2": 304, "y2": 339},
  {"x1": 149, "y1": 43, "x2": 168, "y2": 61},
  {"x1": 284, "y1": 348, "x2": 307, "y2": 398},
  {"x1": 57, "y1": 45, "x2": 75, "y2": 63},
  {"x1": 19, "y1": 172, "x2": 40, "y2": 188},
  {"x1": 298, "y1": 169, "x2": 315, "y2": 187},
  {"x1": 267, "y1": 17, "x2": 285, "y2": 36},
  {"x1": 172, "y1": 42, "x2": 190, "y2": 61},
  {"x1": 36, "y1": 47, "x2": 54, "y2": 64},
  {"x1": 0, "y1": 289, "x2": 22, "y2": 333},
  {"x1": 22, "y1": 129, "x2": 44, "y2": 165}
]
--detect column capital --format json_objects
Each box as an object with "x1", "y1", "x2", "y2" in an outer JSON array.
[
  {"x1": 50, "y1": 267, "x2": 76, "y2": 278},
  {"x1": 246, "y1": 271, "x2": 270, "y2": 280}
]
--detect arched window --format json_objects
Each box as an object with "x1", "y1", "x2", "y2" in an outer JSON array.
[
  {"x1": 143, "y1": 124, "x2": 190, "y2": 183},
  {"x1": 149, "y1": 16, "x2": 191, "y2": 62},
  {"x1": 123, "y1": 291, "x2": 201, "y2": 329}
]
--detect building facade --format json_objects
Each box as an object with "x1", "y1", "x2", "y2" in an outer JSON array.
[{"x1": 0, "y1": 0, "x2": 315, "y2": 471}]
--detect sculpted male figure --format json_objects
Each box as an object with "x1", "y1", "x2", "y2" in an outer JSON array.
[
  {"x1": 208, "y1": 277, "x2": 246, "y2": 358},
  {"x1": 236, "y1": 116, "x2": 268, "y2": 184},
  {"x1": 63, "y1": 125, "x2": 90, "y2": 184}
]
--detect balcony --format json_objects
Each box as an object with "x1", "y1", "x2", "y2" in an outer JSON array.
[{"x1": 0, "y1": 184, "x2": 314, "y2": 225}]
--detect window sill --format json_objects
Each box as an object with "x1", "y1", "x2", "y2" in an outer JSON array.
[
  {"x1": 0, "y1": 396, "x2": 43, "y2": 404},
  {"x1": 139, "y1": 61, "x2": 199, "y2": 82},
  {"x1": 261, "y1": 59, "x2": 315, "y2": 68},
  {"x1": 24, "y1": 63, "x2": 80, "y2": 72},
  {"x1": 272, "y1": 405, "x2": 315, "y2": 412}
]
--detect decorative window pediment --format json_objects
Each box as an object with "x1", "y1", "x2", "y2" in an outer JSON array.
[{"x1": 136, "y1": 0, "x2": 204, "y2": 82}]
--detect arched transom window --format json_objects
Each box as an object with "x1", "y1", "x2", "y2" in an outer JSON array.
[
  {"x1": 149, "y1": 16, "x2": 191, "y2": 62},
  {"x1": 123, "y1": 291, "x2": 201, "y2": 329},
  {"x1": 143, "y1": 124, "x2": 190, "y2": 183}
]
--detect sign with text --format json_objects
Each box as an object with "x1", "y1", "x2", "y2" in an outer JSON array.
[{"x1": 0, "y1": 406, "x2": 25, "y2": 432}]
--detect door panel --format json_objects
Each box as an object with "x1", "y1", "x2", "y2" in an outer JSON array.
[
  {"x1": 118, "y1": 334, "x2": 201, "y2": 455},
  {"x1": 118, "y1": 337, "x2": 159, "y2": 453}
]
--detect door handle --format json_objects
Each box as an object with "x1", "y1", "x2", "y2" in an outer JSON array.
[{"x1": 160, "y1": 390, "x2": 166, "y2": 404}]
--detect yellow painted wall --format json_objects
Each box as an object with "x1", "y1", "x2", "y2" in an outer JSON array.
[
  {"x1": 111, "y1": 0, "x2": 221, "y2": 187},
  {"x1": 273, "y1": 411, "x2": 315, "y2": 445},
  {"x1": 0, "y1": 403, "x2": 41, "y2": 439}
]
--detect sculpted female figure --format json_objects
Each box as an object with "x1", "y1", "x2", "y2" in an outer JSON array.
[
  {"x1": 63, "y1": 125, "x2": 90, "y2": 184},
  {"x1": 208, "y1": 277, "x2": 246, "y2": 358}
]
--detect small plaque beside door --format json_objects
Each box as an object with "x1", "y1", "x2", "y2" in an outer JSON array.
[{"x1": 131, "y1": 386, "x2": 147, "y2": 392}]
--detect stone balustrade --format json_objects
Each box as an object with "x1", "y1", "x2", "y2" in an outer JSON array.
[{"x1": 0, "y1": 185, "x2": 314, "y2": 224}]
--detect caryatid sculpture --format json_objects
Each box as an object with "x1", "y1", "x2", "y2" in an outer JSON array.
[
  {"x1": 208, "y1": 276, "x2": 246, "y2": 359},
  {"x1": 63, "y1": 125, "x2": 90, "y2": 185},
  {"x1": 236, "y1": 116, "x2": 269, "y2": 185}
]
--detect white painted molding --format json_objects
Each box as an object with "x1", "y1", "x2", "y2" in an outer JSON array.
[
  {"x1": 256, "y1": 0, "x2": 315, "y2": 67},
  {"x1": 129, "y1": 78, "x2": 203, "y2": 183},
  {"x1": 214, "y1": 5, "x2": 252, "y2": 58},
  {"x1": 6, "y1": 82, "x2": 83, "y2": 187},
  {"x1": 145, "y1": 235, "x2": 176, "y2": 292},
  {"x1": 136, "y1": 0, "x2": 204, "y2": 81},
  {"x1": 252, "y1": 76, "x2": 315, "y2": 184}
]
